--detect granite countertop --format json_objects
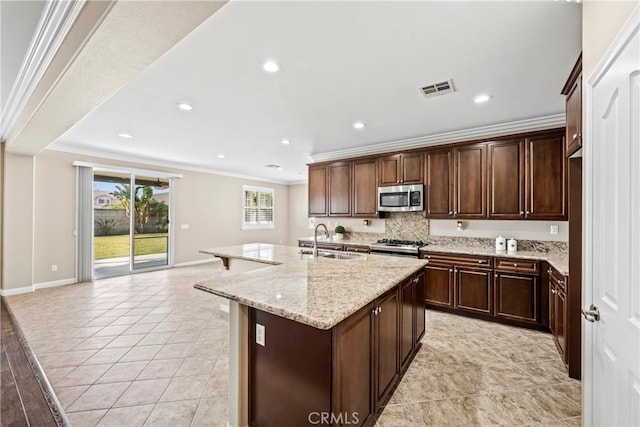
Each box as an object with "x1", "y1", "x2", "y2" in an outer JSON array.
[
  {"x1": 196, "y1": 244, "x2": 427, "y2": 330},
  {"x1": 420, "y1": 245, "x2": 569, "y2": 276}
]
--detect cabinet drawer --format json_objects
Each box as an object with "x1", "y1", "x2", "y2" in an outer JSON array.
[
  {"x1": 344, "y1": 245, "x2": 370, "y2": 254},
  {"x1": 421, "y1": 252, "x2": 493, "y2": 269},
  {"x1": 495, "y1": 258, "x2": 540, "y2": 275}
]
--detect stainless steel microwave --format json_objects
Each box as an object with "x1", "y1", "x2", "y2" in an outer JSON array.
[{"x1": 378, "y1": 184, "x2": 424, "y2": 212}]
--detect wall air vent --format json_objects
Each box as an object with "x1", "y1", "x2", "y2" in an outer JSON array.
[
  {"x1": 264, "y1": 164, "x2": 281, "y2": 169},
  {"x1": 420, "y1": 79, "x2": 455, "y2": 97}
]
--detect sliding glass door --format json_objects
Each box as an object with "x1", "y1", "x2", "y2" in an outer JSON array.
[
  {"x1": 93, "y1": 170, "x2": 172, "y2": 279},
  {"x1": 132, "y1": 175, "x2": 169, "y2": 270}
]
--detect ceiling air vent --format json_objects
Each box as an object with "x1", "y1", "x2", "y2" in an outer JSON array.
[
  {"x1": 265, "y1": 164, "x2": 281, "y2": 169},
  {"x1": 420, "y1": 79, "x2": 455, "y2": 98}
]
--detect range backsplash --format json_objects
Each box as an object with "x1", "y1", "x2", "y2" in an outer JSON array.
[{"x1": 348, "y1": 212, "x2": 567, "y2": 253}]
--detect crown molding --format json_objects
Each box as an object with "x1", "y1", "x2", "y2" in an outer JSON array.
[
  {"x1": 48, "y1": 142, "x2": 294, "y2": 186},
  {"x1": 310, "y1": 114, "x2": 566, "y2": 162},
  {"x1": 0, "y1": 0, "x2": 86, "y2": 140}
]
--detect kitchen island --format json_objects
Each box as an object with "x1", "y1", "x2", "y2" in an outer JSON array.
[{"x1": 196, "y1": 244, "x2": 427, "y2": 427}]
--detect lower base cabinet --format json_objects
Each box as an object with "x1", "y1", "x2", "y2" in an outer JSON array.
[
  {"x1": 250, "y1": 271, "x2": 424, "y2": 427},
  {"x1": 456, "y1": 267, "x2": 493, "y2": 315},
  {"x1": 549, "y1": 265, "x2": 568, "y2": 363},
  {"x1": 494, "y1": 273, "x2": 539, "y2": 324}
]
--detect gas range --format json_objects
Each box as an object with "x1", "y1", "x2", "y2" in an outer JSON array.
[{"x1": 369, "y1": 239, "x2": 426, "y2": 257}]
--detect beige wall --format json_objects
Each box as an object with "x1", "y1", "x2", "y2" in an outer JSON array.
[
  {"x1": 0, "y1": 144, "x2": 4, "y2": 289},
  {"x1": 287, "y1": 183, "x2": 310, "y2": 244},
  {"x1": 583, "y1": 1, "x2": 639, "y2": 79},
  {"x1": 3, "y1": 152, "x2": 35, "y2": 289},
  {"x1": 4, "y1": 149, "x2": 291, "y2": 290}
]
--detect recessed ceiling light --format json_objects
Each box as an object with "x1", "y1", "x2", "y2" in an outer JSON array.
[
  {"x1": 473, "y1": 94, "x2": 492, "y2": 104},
  {"x1": 177, "y1": 103, "x2": 193, "y2": 111},
  {"x1": 217, "y1": 154, "x2": 225, "y2": 159},
  {"x1": 118, "y1": 133, "x2": 133, "y2": 139},
  {"x1": 281, "y1": 139, "x2": 291, "y2": 145},
  {"x1": 353, "y1": 121, "x2": 366, "y2": 129},
  {"x1": 262, "y1": 61, "x2": 280, "y2": 73},
  {"x1": 277, "y1": 167, "x2": 283, "y2": 171}
]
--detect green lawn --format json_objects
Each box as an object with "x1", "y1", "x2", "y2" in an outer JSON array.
[{"x1": 94, "y1": 234, "x2": 168, "y2": 260}]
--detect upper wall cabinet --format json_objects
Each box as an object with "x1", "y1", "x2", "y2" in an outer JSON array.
[
  {"x1": 562, "y1": 54, "x2": 582, "y2": 157},
  {"x1": 424, "y1": 143, "x2": 486, "y2": 219},
  {"x1": 352, "y1": 159, "x2": 378, "y2": 217},
  {"x1": 328, "y1": 162, "x2": 352, "y2": 216},
  {"x1": 308, "y1": 164, "x2": 328, "y2": 217},
  {"x1": 487, "y1": 131, "x2": 567, "y2": 220},
  {"x1": 377, "y1": 152, "x2": 423, "y2": 186},
  {"x1": 525, "y1": 132, "x2": 567, "y2": 220}
]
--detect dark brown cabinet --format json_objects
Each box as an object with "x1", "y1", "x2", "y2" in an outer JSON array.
[
  {"x1": 487, "y1": 132, "x2": 567, "y2": 220},
  {"x1": 454, "y1": 143, "x2": 487, "y2": 218},
  {"x1": 549, "y1": 265, "x2": 568, "y2": 364},
  {"x1": 526, "y1": 133, "x2": 567, "y2": 220},
  {"x1": 399, "y1": 273, "x2": 426, "y2": 373},
  {"x1": 328, "y1": 162, "x2": 351, "y2": 216},
  {"x1": 377, "y1": 152, "x2": 423, "y2": 186},
  {"x1": 332, "y1": 304, "x2": 373, "y2": 427},
  {"x1": 562, "y1": 54, "x2": 582, "y2": 157},
  {"x1": 308, "y1": 165, "x2": 328, "y2": 216},
  {"x1": 424, "y1": 149, "x2": 453, "y2": 217},
  {"x1": 494, "y1": 258, "x2": 541, "y2": 325},
  {"x1": 487, "y1": 139, "x2": 526, "y2": 219},
  {"x1": 422, "y1": 252, "x2": 493, "y2": 316},
  {"x1": 352, "y1": 159, "x2": 378, "y2": 217},
  {"x1": 373, "y1": 288, "x2": 399, "y2": 409}
]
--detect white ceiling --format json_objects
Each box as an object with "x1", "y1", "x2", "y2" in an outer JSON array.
[{"x1": 50, "y1": 1, "x2": 582, "y2": 183}]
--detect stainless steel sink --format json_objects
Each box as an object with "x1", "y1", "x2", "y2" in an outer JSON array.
[{"x1": 299, "y1": 250, "x2": 360, "y2": 260}]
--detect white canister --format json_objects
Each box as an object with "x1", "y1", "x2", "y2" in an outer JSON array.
[
  {"x1": 507, "y1": 238, "x2": 518, "y2": 252},
  {"x1": 495, "y1": 236, "x2": 506, "y2": 251}
]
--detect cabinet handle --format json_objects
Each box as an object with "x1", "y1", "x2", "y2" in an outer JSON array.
[
  {"x1": 572, "y1": 133, "x2": 578, "y2": 141},
  {"x1": 552, "y1": 288, "x2": 557, "y2": 295},
  {"x1": 427, "y1": 256, "x2": 431, "y2": 259},
  {"x1": 413, "y1": 277, "x2": 419, "y2": 283},
  {"x1": 478, "y1": 260, "x2": 483, "y2": 264},
  {"x1": 400, "y1": 179, "x2": 404, "y2": 183},
  {"x1": 494, "y1": 273, "x2": 498, "y2": 278},
  {"x1": 379, "y1": 307, "x2": 382, "y2": 314},
  {"x1": 449, "y1": 269, "x2": 453, "y2": 273},
  {"x1": 513, "y1": 263, "x2": 518, "y2": 267},
  {"x1": 526, "y1": 211, "x2": 530, "y2": 216},
  {"x1": 449, "y1": 211, "x2": 453, "y2": 215},
  {"x1": 454, "y1": 211, "x2": 458, "y2": 215},
  {"x1": 558, "y1": 280, "x2": 564, "y2": 285},
  {"x1": 520, "y1": 211, "x2": 524, "y2": 216}
]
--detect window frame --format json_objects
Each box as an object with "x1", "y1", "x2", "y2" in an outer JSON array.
[{"x1": 241, "y1": 185, "x2": 275, "y2": 230}]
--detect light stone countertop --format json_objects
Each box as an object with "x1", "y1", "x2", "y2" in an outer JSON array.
[
  {"x1": 195, "y1": 244, "x2": 427, "y2": 329},
  {"x1": 297, "y1": 236, "x2": 377, "y2": 246},
  {"x1": 420, "y1": 245, "x2": 569, "y2": 276}
]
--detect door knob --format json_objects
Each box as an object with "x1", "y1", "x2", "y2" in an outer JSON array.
[{"x1": 581, "y1": 304, "x2": 600, "y2": 322}]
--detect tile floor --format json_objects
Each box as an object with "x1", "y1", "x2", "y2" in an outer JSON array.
[{"x1": 6, "y1": 263, "x2": 582, "y2": 426}]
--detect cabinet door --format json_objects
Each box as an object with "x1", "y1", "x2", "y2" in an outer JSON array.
[
  {"x1": 401, "y1": 152, "x2": 423, "y2": 184},
  {"x1": 424, "y1": 263, "x2": 454, "y2": 308},
  {"x1": 424, "y1": 149, "x2": 453, "y2": 218},
  {"x1": 526, "y1": 133, "x2": 567, "y2": 220},
  {"x1": 328, "y1": 162, "x2": 351, "y2": 216},
  {"x1": 454, "y1": 143, "x2": 487, "y2": 218},
  {"x1": 556, "y1": 289, "x2": 567, "y2": 362},
  {"x1": 495, "y1": 273, "x2": 539, "y2": 323},
  {"x1": 549, "y1": 282, "x2": 556, "y2": 336},
  {"x1": 377, "y1": 155, "x2": 401, "y2": 185},
  {"x1": 487, "y1": 140, "x2": 526, "y2": 219},
  {"x1": 399, "y1": 279, "x2": 414, "y2": 371},
  {"x1": 352, "y1": 160, "x2": 378, "y2": 217},
  {"x1": 455, "y1": 267, "x2": 493, "y2": 315},
  {"x1": 414, "y1": 273, "x2": 426, "y2": 344},
  {"x1": 308, "y1": 165, "x2": 328, "y2": 216},
  {"x1": 566, "y1": 74, "x2": 582, "y2": 156},
  {"x1": 332, "y1": 304, "x2": 373, "y2": 427},
  {"x1": 374, "y1": 289, "x2": 399, "y2": 408}
]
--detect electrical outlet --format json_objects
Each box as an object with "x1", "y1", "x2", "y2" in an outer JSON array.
[
  {"x1": 51, "y1": 264, "x2": 57, "y2": 272},
  {"x1": 256, "y1": 324, "x2": 265, "y2": 346},
  {"x1": 180, "y1": 224, "x2": 189, "y2": 230},
  {"x1": 550, "y1": 225, "x2": 559, "y2": 235}
]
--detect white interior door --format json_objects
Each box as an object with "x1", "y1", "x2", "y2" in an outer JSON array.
[{"x1": 585, "y1": 7, "x2": 640, "y2": 426}]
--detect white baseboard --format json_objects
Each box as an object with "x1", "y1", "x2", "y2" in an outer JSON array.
[
  {"x1": 174, "y1": 258, "x2": 219, "y2": 268},
  {"x1": 33, "y1": 278, "x2": 76, "y2": 290},
  {"x1": 0, "y1": 286, "x2": 34, "y2": 296}
]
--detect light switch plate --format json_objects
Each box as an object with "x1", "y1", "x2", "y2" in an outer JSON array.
[{"x1": 256, "y1": 324, "x2": 265, "y2": 346}]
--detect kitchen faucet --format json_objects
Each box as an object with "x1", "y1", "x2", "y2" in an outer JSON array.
[{"x1": 313, "y1": 223, "x2": 330, "y2": 257}]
